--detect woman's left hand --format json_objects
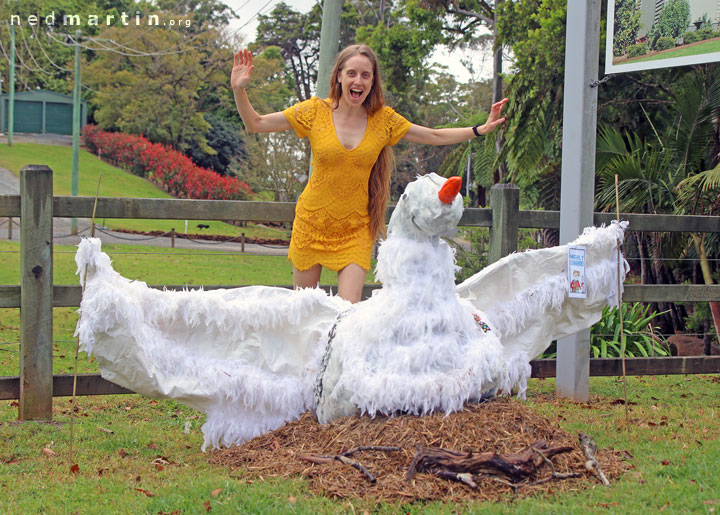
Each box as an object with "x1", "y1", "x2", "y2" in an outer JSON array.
[{"x1": 475, "y1": 97, "x2": 509, "y2": 135}]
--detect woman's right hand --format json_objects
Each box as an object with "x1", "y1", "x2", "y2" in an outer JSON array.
[{"x1": 231, "y1": 48, "x2": 254, "y2": 91}]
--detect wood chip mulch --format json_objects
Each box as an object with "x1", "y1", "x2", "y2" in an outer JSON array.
[{"x1": 209, "y1": 397, "x2": 629, "y2": 504}]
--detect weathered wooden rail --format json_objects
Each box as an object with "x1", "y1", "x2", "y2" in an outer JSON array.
[{"x1": 1, "y1": 166, "x2": 719, "y2": 416}]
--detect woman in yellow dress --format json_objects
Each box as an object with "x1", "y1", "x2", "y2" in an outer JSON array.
[{"x1": 232, "y1": 44, "x2": 507, "y2": 303}]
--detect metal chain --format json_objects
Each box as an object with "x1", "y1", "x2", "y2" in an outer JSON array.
[{"x1": 590, "y1": 74, "x2": 615, "y2": 88}]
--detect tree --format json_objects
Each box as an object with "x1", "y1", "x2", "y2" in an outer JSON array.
[
  {"x1": 647, "y1": 0, "x2": 690, "y2": 50},
  {"x1": 412, "y1": 0, "x2": 508, "y2": 182},
  {"x1": 254, "y1": 2, "x2": 322, "y2": 102},
  {"x1": 241, "y1": 46, "x2": 308, "y2": 201},
  {"x1": 356, "y1": 0, "x2": 445, "y2": 119},
  {"x1": 84, "y1": 23, "x2": 220, "y2": 153},
  {"x1": 0, "y1": 0, "x2": 136, "y2": 94},
  {"x1": 254, "y1": 1, "x2": 362, "y2": 101},
  {"x1": 155, "y1": 0, "x2": 236, "y2": 30},
  {"x1": 417, "y1": 0, "x2": 502, "y2": 102},
  {"x1": 494, "y1": 0, "x2": 566, "y2": 205},
  {"x1": 595, "y1": 68, "x2": 720, "y2": 336},
  {"x1": 411, "y1": 71, "x2": 491, "y2": 173},
  {"x1": 187, "y1": 112, "x2": 247, "y2": 176},
  {"x1": 613, "y1": 0, "x2": 641, "y2": 56}
]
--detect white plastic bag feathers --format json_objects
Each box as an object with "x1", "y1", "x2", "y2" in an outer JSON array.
[{"x1": 74, "y1": 221, "x2": 627, "y2": 449}]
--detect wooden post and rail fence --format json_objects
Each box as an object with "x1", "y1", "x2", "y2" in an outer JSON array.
[{"x1": 1, "y1": 166, "x2": 719, "y2": 420}]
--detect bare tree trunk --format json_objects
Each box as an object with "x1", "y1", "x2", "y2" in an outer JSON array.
[
  {"x1": 691, "y1": 233, "x2": 720, "y2": 338},
  {"x1": 635, "y1": 232, "x2": 646, "y2": 286},
  {"x1": 704, "y1": 323, "x2": 712, "y2": 355},
  {"x1": 650, "y1": 233, "x2": 684, "y2": 333},
  {"x1": 476, "y1": 184, "x2": 486, "y2": 207}
]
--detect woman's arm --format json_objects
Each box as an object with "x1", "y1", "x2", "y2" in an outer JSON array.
[
  {"x1": 232, "y1": 49, "x2": 292, "y2": 133},
  {"x1": 402, "y1": 97, "x2": 508, "y2": 146}
]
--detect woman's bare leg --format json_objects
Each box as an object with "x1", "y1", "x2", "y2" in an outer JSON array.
[
  {"x1": 293, "y1": 264, "x2": 322, "y2": 290},
  {"x1": 337, "y1": 263, "x2": 367, "y2": 303}
]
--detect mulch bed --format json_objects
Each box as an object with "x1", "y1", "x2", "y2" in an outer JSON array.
[{"x1": 209, "y1": 397, "x2": 629, "y2": 503}]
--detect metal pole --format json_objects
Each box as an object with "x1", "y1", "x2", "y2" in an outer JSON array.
[
  {"x1": 71, "y1": 30, "x2": 81, "y2": 235},
  {"x1": 556, "y1": 0, "x2": 601, "y2": 402},
  {"x1": 465, "y1": 154, "x2": 471, "y2": 199},
  {"x1": 8, "y1": 24, "x2": 15, "y2": 146}
]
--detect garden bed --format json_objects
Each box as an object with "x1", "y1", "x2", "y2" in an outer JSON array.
[{"x1": 210, "y1": 397, "x2": 628, "y2": 503}]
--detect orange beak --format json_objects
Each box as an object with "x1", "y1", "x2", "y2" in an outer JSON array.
[{"x1": 438, "y1": 176, "x2": 462, "y2": 204}]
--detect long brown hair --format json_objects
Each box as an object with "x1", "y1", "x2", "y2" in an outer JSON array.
[{"x1": 328, "y1": 44, "x2": 394, "y2": 240}]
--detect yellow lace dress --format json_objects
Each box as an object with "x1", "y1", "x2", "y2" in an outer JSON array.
[{"x1": 283, "y1": 97, "x2": 412, "y2": 271}]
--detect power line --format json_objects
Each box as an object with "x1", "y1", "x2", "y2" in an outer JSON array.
[
  {"x1": 0, "y1": 24, "x2": 45, "y2": 76},
  {"x1": 47, "y1": 30, "x2": 185, "y2": 57},
  {"x1": 43, "y1": 26, "x2": 218, "y2": 58},
  {"x1": 235, "y1": 0, "x2": 276, "y2": 32},
  {"x1": 0, "y1": 23, "x2": 98, "y2": 92},
  {"x1": 1, "y1": 9, "x2": 267, "y2": 66},
  {"x1": 18, "y1": 25, "x2": 54, "y2": 74},
  {"x1": 29, "y1": 24, "x2": 73, "y2": 73}
]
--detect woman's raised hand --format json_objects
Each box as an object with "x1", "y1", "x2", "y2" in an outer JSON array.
[
  {"x1": 231, "y1": 48, "x2": 254, "y2": 91},
  {"x1": 476, "y1": 97, "x2": 509, "y2": 135}
]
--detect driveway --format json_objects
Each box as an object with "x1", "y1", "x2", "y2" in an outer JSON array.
[{"x1": 0, "y1": 133, "x2": 74, "y2": 146}]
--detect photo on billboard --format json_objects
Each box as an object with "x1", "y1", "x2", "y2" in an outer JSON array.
[{"x1": 606, "y1": 0, "x2": 720, "y2": 74}]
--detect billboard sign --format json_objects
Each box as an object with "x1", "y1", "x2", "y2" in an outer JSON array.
[{"x1": 607, "y1": 0, "x2": 720, "y2": 73}]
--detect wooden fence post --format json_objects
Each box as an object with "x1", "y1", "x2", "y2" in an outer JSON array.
[
  {"x1": 8, "y1": 217, "x2": 12, "y2": 240},
  {"x1": 19, "y1": 165, "x2": 54, "y2": 420},
  {"x1": 488, "y1": 184, "x2": 519, "y2": 264}
]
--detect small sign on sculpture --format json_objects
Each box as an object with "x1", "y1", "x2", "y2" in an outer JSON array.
[{"x1": 568, "y1": 246, "x2": 587, "y2": 299}]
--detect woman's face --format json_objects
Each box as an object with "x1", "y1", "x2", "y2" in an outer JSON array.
[{"x1": 337, "y1": 54, "x2": 374, "y2": 107}]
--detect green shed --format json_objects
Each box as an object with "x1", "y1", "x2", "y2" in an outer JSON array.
[{"x1": 0, "y1": 89, "x2": 87, "y2": 136}]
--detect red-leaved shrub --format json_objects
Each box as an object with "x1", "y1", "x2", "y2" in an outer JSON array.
[{"x1": 83, "y1": 125, "x2": 252, "y2": 200}]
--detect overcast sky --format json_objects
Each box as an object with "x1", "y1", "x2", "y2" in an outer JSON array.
[{"x1": 223, "y1": 0, "x2": 495, "y2": 84}]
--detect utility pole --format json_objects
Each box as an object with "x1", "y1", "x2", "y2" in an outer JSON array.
[
  {"x1": 315, "y1": 0, "x2": 343, "y2": 99},
  {"x1": 71, "y1": 30, "x2": 81, "y2": 235},
  {"x1": 8, "y1": 23, "x2": 15, "y2": 146},
  {"x1": 0, "y1": 77, "x2": 4, "y2": 135},
  {"x1": 309, "y1": 0, "x2": 343, "y2": 179}
]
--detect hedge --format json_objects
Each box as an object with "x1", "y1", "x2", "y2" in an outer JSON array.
[
  {"x1": 83, "y1": 125, "x2": 252, "y2": 201},
  {"x1": 654, "y1": 36, "x2": 676, "y2": 51}
]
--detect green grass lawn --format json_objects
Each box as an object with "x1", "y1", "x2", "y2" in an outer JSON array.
[
  {"x1": 616, "y1": 37, "x2": 720, "y2": 64},
  {"x1": 0, "y1": 375, "x2": 717, "y2": 513},
  {"x1": 0, "y1": 143, "x2": 288, "y2": 240},
  {"x1": 1, "y1": 235, "x2": 718, "y2": 512}
]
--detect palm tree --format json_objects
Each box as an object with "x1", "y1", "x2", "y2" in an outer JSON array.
[{"x1": 595, "y1": 68, "x2": 720, "y2": 339}]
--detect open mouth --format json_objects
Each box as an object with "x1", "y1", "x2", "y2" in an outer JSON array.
[{"x1": 350, "y1": 88, "x2": 363, "y2": 99}]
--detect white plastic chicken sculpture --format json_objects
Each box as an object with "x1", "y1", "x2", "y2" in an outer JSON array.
[
  {"x1": 314, "y1": 174, "x2": 529, "y2": 424},
  {"x1": 75, "y1": 173, "x2": 627, "y2": 449}
]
